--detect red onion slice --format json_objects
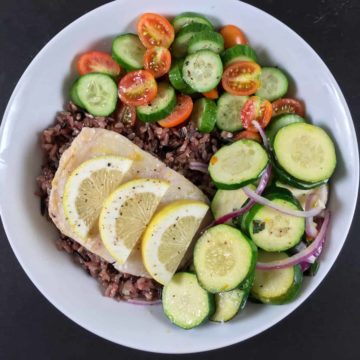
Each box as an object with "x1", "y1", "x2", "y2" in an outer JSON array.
[
  {"x1": 256, "y1": 211, "x2": 330, "y2": 270},
  {"x1": 243, "y1": 186, "x2": 324, "y2": 218},
  {"x1": 189, "y1": 161, "x2": 209, "y2": 174},
  {"x1": 252, "y1": 120, "x2": 271, "y2": 150},
  {"x1": 305, "y1": 193, "x2": 319, "y2": 238},
  {"x1": 126, "y1": 298, "x2": 162, "y2": 305},
  {"x1": 213, "y1": 165, "x2": 272, "y2": 225}
]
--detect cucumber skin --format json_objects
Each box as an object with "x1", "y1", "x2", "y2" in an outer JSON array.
[
  {"x1": 194, "y1": 226, "x2": 258, "y2": 293},
  {"x1": 172, "y1": 12, "x2": 214, "y2": 33},
  {"x1": 251, "y1": 264, "x2": 303, "y2": 304},
  {"x1": 162, "y1": 272, "x2": 215, "y2": 329},
  {"x1": 194, "y1": 98, "x2": 217, "y2": 133},
  {"x1": 266, "y1": 114, "x2": 306, "y2": 144},
  {"x1": 168, "y1": 60, "x2": 196, "y2": 93},
  {"x1": 70, "y1": 79, "x2": 84, "y2": 108},
  {"x1": 112, "y1": 34, "x2": 144, "y2": 71},
  {"x1": 221, "y1": 45, "x2": 258, "y2": 66}
]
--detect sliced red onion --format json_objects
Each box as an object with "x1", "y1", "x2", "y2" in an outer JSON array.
[
  {"x1": 243, "y1": 186, "x2": 324, "y2": 218},
  {"x1": 256, "y1": 211, "x2": 330, "y2": 270},
  {"x1": 125, "y1": 298, "x2": 162, "y2": 305},
  {"x1": 213, "y1": 165, "x2": 271, "y2": 225},
  {"x1": 189, "y1": 161, "x2": 209, "y2": 174},
  {"x1": 252, "y1": 120, "x2": 270, "y2": 150},
  {"x1": 305, "y1": 193, "x2": 318, "y2": 238}
]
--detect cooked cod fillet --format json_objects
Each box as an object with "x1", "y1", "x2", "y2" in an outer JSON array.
[{"x1": 49, "y1": 127, "x2": 210, "y2": 277}]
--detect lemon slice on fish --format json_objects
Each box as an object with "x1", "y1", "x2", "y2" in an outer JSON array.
[
  {"x1": 99, "y1": 178, "x2": 170, "y2": 265},
  {"x1": 141, "y1": 200, "x2": 209, "y2": 285},
  {"x1": 63, "y1": 156, "x2": 133, "y2": 238}
]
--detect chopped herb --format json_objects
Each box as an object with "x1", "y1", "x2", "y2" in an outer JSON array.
[{"x1": 253, "y1": 220, "x2": 265, "y2": 234}]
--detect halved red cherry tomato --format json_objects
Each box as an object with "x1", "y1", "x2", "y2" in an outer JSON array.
[
  {"x1": 77, "y1": 51, "x2": 121, "y2": 76},
  {"x1": 144, "y1": 46, "x2": 171, "y2": 78},
  {"x1": 115, "y1": 102, "x2": 136, "y2": 127},
  {"x1": 202, "y1": 88, "x2": 219, "y2": 100},
  {"x1": 220, "y1": 25, "x2": 248, "y2": 49},
  {"x1": 118, "y1": 70, "x2": 157, "y2": 106},
  {"x1": 234, "y1": 130, "x2": 261, "y2": 143},
  {"x1": 272, "y1": 98, "x2": 305, "y2": 117},
  {"x1": 222, "y1": 61, "x2": 261, "y2": 96},
  {"x1": 241, "y1": 96, "x2": 273, "y2": 131},
  {"x1": 137, "y1": 13, "x2": 175, "y2": 48},
  {"x1": 158, "y1": 94, "x2": 193, "y2": 128}
]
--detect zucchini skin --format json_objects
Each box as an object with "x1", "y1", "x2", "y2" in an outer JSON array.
[{"x1": 251, "y1": 264, "x2": 303, "y2": 304}]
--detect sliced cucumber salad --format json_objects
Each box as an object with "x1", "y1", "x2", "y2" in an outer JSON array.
[{"x1": 66, "y1": 11, "x2": 337, "y2": 331}]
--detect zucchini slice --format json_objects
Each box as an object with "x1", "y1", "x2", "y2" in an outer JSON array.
[
  {"x1": 112, "y1": 34, "x2": 145, "y2": 71},
  {"x1": 210, "y1": 288, "x2": 247, "y2": 322},
  {"x1": 172, "y1": 23, "x2": 211, "y2": 58},
  {"x1": 70, "y1": 78, "x2": 84, "y2": 108},
  {"x1": 191, "y1": 97, "x2": 217, "y2": 133},
  {"x1": 162, "y1": 272, "x2": 215, "y2": 329},
  {"x1": 216, "y1": 92, "x2": 248, "y2": 132},
  {"x1": 188, "y1": 31, "x2": 225, "y2": 55},
  {"x1": 172, "y1": 12, "x2": 214, "y2": 33},
  {"x1": 194, "y1": 224, "x2": 257, "y2": 293},
  {"x1": 182, "y1": 50, "x2": 223, "y2": 93},
  {"x1": 221, "y1": 44, "x2": 258, "y2": 67},
  {"x1": 273, "y1": 122, "x2": 336, "y2": 183},
  {"x1": 255, "y1": 67, "x2": 289, "y2": 101},
  {"x1": 266, "y1": 114, "x2": 305, "y2": 144},
  {"x1": 136, "y1": 82, "x2": 176, "y2": 122},
  {"x1": 75, "y1": 73, "x2": 118, "y2": 116},
  {"x1": 246, "y1": 193, "x2": 305, "y2": 252},
  {"x1": 209, "y1": 140, "x2": 268, "y2": 190},
  {"x1": 251, "y1": 251, "x2": 303, "y2": 304}
]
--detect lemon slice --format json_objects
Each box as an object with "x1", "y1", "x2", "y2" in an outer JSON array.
[
  {"x1": 99, "y1": 178, "x2": 170, "y2": 264},
  {"x1": 141, "y1": 200, "x2": 209, "y2": 285},
  {"x1": 63, "y1": 156, "x2": 133, "y2": 238}
]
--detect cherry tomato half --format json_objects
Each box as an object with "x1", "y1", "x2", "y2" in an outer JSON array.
[
  {"x1": 118, "y1": 70, "x2": 157, "y2": 106},
  {"x1": 202, "y1": 88, "x2": 219, "y2": 100},
  {"x1": 144, "y1": 46, "x2": 172, "y2": 78},
  {"x1": 115, "y1": 102, "x2": 136, "y2": 127},
  {"x1": 220, "y1": 25, "x2": 248, "y2": 49},
  {"x1": 241, "y1": 96, "x2": 273, "y2": 131},
  {"x1": 234, "y1": 130, "x2": 261, "y2": 143},
  {"x1": 272, "y1": 98, "x2": 305, "y2": 117},
  {"x1": 222, "y1": 61, "x2": 261, "y2": 96},
  {"x1": 137, "y1": 13, "x2": 175, "y2": 48},
  {"x1": 77, "y1": 51, "x2": 121, "y2": 76},
  {"x1": 158, "y1": 94, "x2": 193, "y2": 128}
]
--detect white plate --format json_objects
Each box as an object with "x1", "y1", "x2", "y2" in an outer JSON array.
[{"x1": 0, "y1": 0, "x2": 358, "y2": 354}]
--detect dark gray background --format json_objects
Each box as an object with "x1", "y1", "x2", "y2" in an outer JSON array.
[{"x1": 1, "y1": 0, "x2": 359, "y2": 359}]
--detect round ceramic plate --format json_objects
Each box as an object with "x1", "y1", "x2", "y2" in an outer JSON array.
[{"x1": 0, "y1": 0, "x2": 358, "y2": 354}]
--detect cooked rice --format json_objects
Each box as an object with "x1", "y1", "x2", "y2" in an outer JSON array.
[{"x1": 36, "y1": 102, "x2": 229, "y2": 301}]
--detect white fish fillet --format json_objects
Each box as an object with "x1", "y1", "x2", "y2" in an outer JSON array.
[{"x1": 49, "y1": 127, "x2": 210, "y2": 277}]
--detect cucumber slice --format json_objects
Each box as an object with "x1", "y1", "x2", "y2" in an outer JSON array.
[
  {"x1": 168, "y1": 59, "x2": 195, "y2": 93},
  {"x1": 210, "y1": 288, "x2": 247, "y2": 322},
  {"x1": 273, "y1": 122, "x2": 336, "y2": 183},
  {"x1": 209, "y1": 140, "x2": 268, "y2": 190},
  {"x1": 162, "y1": 272, "x2": 215, "y2": 329},
  {"x1": 273, "y1": 160, "x2": 328, "y2": 190},
  {"x1": 246, "y1": 194, "x2": 305, "y2": 251},
  {"x1": 70, "y1": 79, "x2": 84, "y2": 108},
  {"x1": 211, "y1": 185, "x2": 255, "y2": 224},
  {"x1": 188, "y1": 31, "x2": 225, "y2": 55},
  {"x1": 112, "y1": 34, "x2": 145, "y2": 71},
  {"x1": 172, "y1": 12, "x2": 214, "y2": 33},
  {"x1": 136, "y1": 83, "x2": 176, "y2": 122},
  {"x1": 221, "y1": 45, "x2": 258, "y2": 67},
  {"x1": 191, "y1": 98, "x2": 217, "y2": 133},
  {"x1": 256, "y1": 67, "x2": 289, "y2": 101},
  {"x1": 194, "y1": 225, "x2": 257, "y2": 293},
  {"x1": 75, "y1": 73, "x2": 118, "y2": 116},
  {"x1": 251, "y1": 251, "x2": 303, "y2": 304},
  {"x1": 216, "y1": 93, "x2": 248, "y2": 132},
  {"x1": 172, "y1": 23, "x2": 211, "y2": 58},
  {"x1": 182, "y1": 50, "x2": 223, "y2": 93},
  {"x1": 266, "y1": 114, "x2": 305, "y2": 144}
]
